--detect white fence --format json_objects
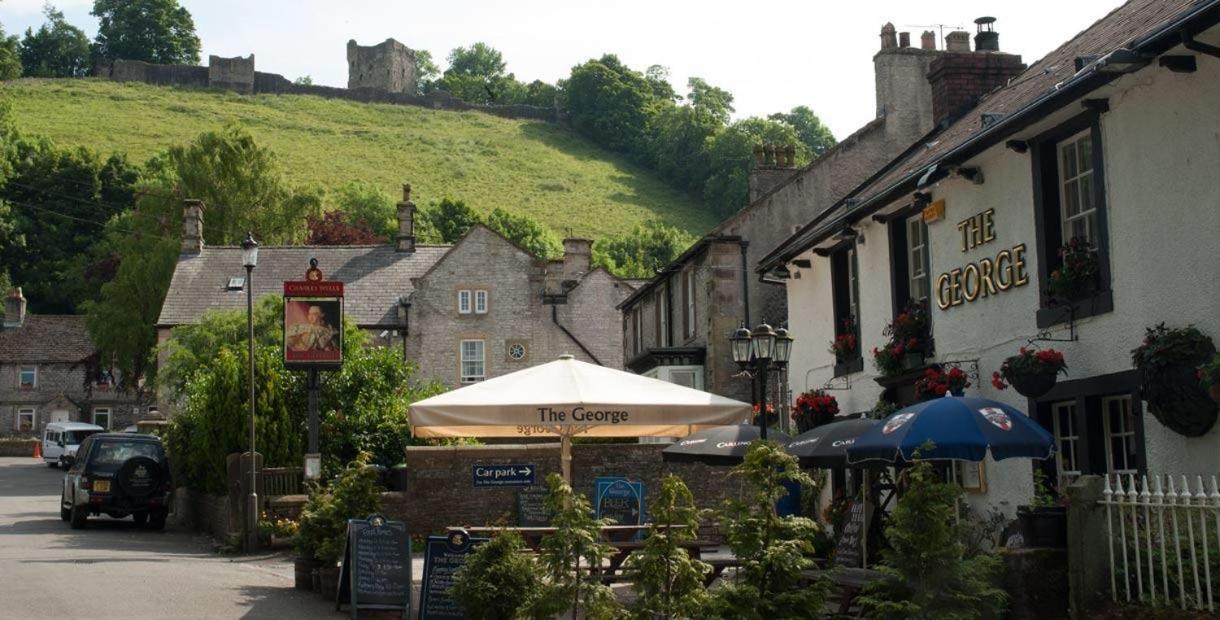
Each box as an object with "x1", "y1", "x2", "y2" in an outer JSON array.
[{"x1": 1101, "y1": 473, "x2": 1220, "y2": 612}]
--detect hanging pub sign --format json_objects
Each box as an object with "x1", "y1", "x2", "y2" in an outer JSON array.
[{"x1": 283, "y1": 261, "x2": 344, "y2": 368}]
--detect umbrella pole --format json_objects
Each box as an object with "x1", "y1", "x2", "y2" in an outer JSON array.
[
  {"x1": 862, "y1": 472, "x2": 869, "y2": 569},
  {"x1": 561, "y1": 434, "x2": 573, "y2": 485}
]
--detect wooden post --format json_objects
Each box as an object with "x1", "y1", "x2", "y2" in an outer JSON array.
[{"x1": 561, "y1": 435, "x2": 573, "y2": 485}]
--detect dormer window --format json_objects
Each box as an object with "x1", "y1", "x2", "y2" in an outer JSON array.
[{"x1": 226, "y1": 277, "x2": 246, "y2": 291}]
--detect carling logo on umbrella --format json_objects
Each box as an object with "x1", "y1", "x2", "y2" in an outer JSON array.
[
  {"x1": 677, "y1": 438, "x2": 707, "y2": 447},
  {"x1": 980, "y1": 407, "x2": 1013, "y2": 431},
  {"x1": 716, "y1": 440, "x2": 751, "y2": 449},
  {"x1": 883, "y1": 413, "x2": 916, "y2": 435}
]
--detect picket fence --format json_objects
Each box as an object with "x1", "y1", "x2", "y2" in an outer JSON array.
[{"x1": 1100, "y1": 473, "x2": 1220, "y2": 612}]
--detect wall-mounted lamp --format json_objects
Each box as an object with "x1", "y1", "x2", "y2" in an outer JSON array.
[{"x1": 954, "y1": 166, "x2": 984, "y2": 185}]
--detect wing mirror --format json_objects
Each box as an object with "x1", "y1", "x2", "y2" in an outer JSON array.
[{"x1": 61, "y1": 455, "x2": 74, "y2": 467}]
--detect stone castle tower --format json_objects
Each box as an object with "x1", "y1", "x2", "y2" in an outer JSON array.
[{"x1": 347, "y1": 38, "x2": 417, "y2": 94}]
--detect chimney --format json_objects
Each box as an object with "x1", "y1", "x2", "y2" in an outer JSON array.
[
  {"x1": 3, "y1": 288, "x2": 26, "y2": 328},
  {"x1": 898, "y1": 32, "x2": 911, "y2": 48},
  {"x1": 944, "y1": 30, "x2": 971, "y2": 52},
  {"x1": 879, "y1": 22, "x2": 897, "y2": 50},
  {"x1": 874, "y1": 21, "x2": 941, "y2": 135},
  {"x1": 928, "y1": 19, "x2": 1025, "y2": 126},
  {"x1": 544, "y1": 259, "x2": 565, "y2": 296},
  {"x1": 921, "y1": 31, "x2": 936, "y2": 50},
  {"x1": 974, "y1": 16, "x2": 999, "y2": 52},
  {"x1": 396, "y1": 183, "x2": 416, "y2": 253},
  {"x1": 749, "y1": 144, "x2": 798, "y2": 202},
  {"x1": 181, "y1": 199, "x2": 204, "y2": 254},
  {"x1": 561, "y1": 238, "x2": 592, "y2": 286}
]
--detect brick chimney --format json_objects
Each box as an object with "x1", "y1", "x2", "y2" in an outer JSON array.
[
  {"x1": 181, "y1": 199, "x2": 204, "y2": 254},
  {"x1": 3, "y1": 288, "x2": 26, "y2": 328},
  {"x1": 396, "y1": 183, "x2": 416, "y2": 253},
  {"x1": 561, "y1": 238, "x2": 592, "y2": 287},
  {"x1": 749, "y1": 143, "x2": 798, "y2": 203},
  {"x1": 921, "y1": 31, "x2": 936, "y2": 50},
  {"x1": 927, "y1": 19, "x2": 1025, "y2": 126}
]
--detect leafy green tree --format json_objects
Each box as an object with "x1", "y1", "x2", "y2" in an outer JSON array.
[
  {"x1": 769, "y1": 106, "x2": 836, "y2": 158},
  {"x1": 644, "y1": 65, "x2": 678, "y2": 103},
  {"x1": 857, "y1": 459, "x2": 1006, "y2": 619},
  {"x1": 0, "y1": 24, "x2": 22, "y2": 80},
  {"x1": 627, "y1": 475, "x2": 710, "y2": 619},
  {"x1": 91, "y1": 0, "x2": 201, "y2": 64},
  {"x1": 486, "y1": 207, "x2": 562, "y2": 258},
  {"x1": 437, "y1": 42, "x2": 529, "y2": 105},
  {"x1": 446, "y1": 42, "x2": 506, "y2": 78},
  {"x1": 414, "y1": 49, "x2": 439, "y2": 94},
  {"x1": 706, "y1": 441, "x2": 830, "y2": 619},
  {"x1": 330, "y1": 180, "x2": 394, "y2": 239},
  {"x1": 534, "y1": 473, "x2": 622, "y2": 619},
  {"x1": 592, "y1": 220, "x2": 695, "y2": 279},
  {"x1": 293, "y1": 75, "x2": 312, "y2": 86},
  {"x1": 20, "y1": 6, "x2": 91, "y2": 77},
  {"x1": 523, "y1": 79, "x2": 558, "y2": 108},
  {"x1": 702, "y1": 117, "x2": 807, "y2": 217},
  {"x1": 454, "y1": 529, "x2": 547, "y2": 620},
  {"x1": 565, "y1": 54, "x2": 659, "y2": 155},
  {"x1": 422, "y1": 196, "x2": 481, "y2": 243}
]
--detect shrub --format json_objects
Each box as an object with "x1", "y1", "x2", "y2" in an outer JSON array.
[
  {"x1": 295, "y1": 453, "x2": 382, "y2": 562},
  {"x1": 627, "y1": 474, "x2": 710, "y2": 618},
  {"x1": 453, "y1": 529, "x2": 546, "y2": 620},
  {"x1": 533, "y1": 473, "x2": 622, "y2": 619}
]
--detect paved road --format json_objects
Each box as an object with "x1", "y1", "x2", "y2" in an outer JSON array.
[{"x1": 0, "y1": 456, "x2": 339, "y2": 619}]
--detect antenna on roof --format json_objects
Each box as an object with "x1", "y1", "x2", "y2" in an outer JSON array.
[{"x1": 903, "y1": 23, "x2": 965, "y2": 48}]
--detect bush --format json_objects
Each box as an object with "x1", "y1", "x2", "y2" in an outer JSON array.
[
  {"x1": 453, "y1": 529, "x2": 546, "y2": 620},
  {"x1": 295, "y1": 453, "x2": 382, "y2": 562},
  {"x1": 627, "y1": 474, "x2": 710, "y2": 619},
  {"x1": 533, "y1": 473, "x2": 622, "y2": 619}
]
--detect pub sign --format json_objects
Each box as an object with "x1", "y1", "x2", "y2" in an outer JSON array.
[{"x1": 283, "y1": 264, "x2": 344, "y2": 368}]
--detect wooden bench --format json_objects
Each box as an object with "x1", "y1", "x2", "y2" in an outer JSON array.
[{"x1": 801, "y1": 567, "x2": 886, "y2": 616}]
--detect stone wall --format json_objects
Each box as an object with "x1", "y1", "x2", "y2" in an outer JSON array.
[
  {"x1": 391, "y1": 442, "x2": 747, "y2": 536},
  {"x1": 173, "y1": 486, "x2": 235, "y2": 541},
  {"x1": 208, "y1": 54, "x2": 255, "y2": 94},
  {"x1": 0, "y1": 438, "x2": 37, "y2": 456},
  {"x1": 347, "y1": 38, "x2": 416, "y2": 94}
]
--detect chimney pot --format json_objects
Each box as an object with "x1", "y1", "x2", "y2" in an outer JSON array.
[
  {"x1": 880, "y1": 22, "x2": 897, "y2": 50},
  {"x1": 974, "y1": 16, "x2": 1000, "y2": 52},
  {"x1": 3, "y1": 287, "x2": 26, "y2": 328},
  {"x1": 753, "y1": 144, "x2": 765, "y2": 166},
  {"x1": 945, "y1": 31, "x2": 972, "y2": 53},
  {"x1": 396, "y1": 183, "x2": 416, "y2": 253},
  {"x1": 764, "y1": 144, "x2": 776, "y2": 167},
  {"x1": 784, "y1": 145, "x2": 796, "y2": 168},
  {"x1": 921, "y1": 31, "x2": 936, "y2": 50},
  {"x1": 181, "y1": 199, "x2": 204, "y2": 254},
  {"x1": 899, "y1": 32, "x2": 911, "y2": 48}
]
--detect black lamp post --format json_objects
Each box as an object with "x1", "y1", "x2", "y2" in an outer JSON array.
[
  {"x1": 240, "y1": 232, "x2": 259, "y2": 553},
  {"x1": 730, "y1": 321, "x2": 793, "y2": 440}
]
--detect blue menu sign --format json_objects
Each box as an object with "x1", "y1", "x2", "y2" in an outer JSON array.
[
  {"x1": 472, "y1": 464, "x2": 536, "y2": 487},
  {"x1": 594, "y1": 477, "x2": 645, "y2": 527},
  {"x1": 419, "y1": 529, "x2": 488, "y2": 619}
]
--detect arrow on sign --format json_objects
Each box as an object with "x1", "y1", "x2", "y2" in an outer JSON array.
[{"x1": 519, "y1": 467, "x2": 532, "y2": 476}]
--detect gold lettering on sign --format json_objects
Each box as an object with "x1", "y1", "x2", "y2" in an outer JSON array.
[
  {"x1": 936, "y1": 205, "x2": 1028, "y2": 311},
  {"x1": 956, "y1": 208, "x2": 997, "y2": 252}
]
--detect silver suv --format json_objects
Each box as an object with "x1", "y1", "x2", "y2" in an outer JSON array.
[{"x1": 61, "y1": 433, "x2": 172, "y2": 530}]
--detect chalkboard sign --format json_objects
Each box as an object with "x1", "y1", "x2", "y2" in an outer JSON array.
[
  {"x1": 833, "y1": 501, "x2": 867, "y2": 568},
  {"x1": 517, "y1": 487, "x2": 550, "y2": 526},
  {"x1": 594, "y1": 477, "x2": 644, "y2": 526},
  {"x1": 419, "y1": 529, "x2": 488, "y2": 619},
  {"x1": 335, "y1": 514, "x2": 412, "y2": 619}
]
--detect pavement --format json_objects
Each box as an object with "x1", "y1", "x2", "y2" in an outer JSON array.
[{"x1": 0, "y1": 456, "x2": 341, "y2": 619}]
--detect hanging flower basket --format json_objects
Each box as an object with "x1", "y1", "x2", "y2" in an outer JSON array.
[
  {"x1": 1047, "y1": 237, "x2": 1101, "y2": 301},
  {"x1": 1200, "y1": 353, "x2": 1220, "y2": 407},
  {"x1": 793, "y1": 390, "x2": 840, "y2": 433},
  {"x1": 1132, "y1": 324, "x2": 1218, "y2": 437},
  {"x1": 993, "y1": 347, "x2": 1068, "y2": 399}
]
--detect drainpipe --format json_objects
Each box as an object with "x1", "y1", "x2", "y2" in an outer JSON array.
[
  {"x1": 551, "y1": 305, "x2": 603, "y2": 365},
  {"x1": 739, "y1": 241, "x2": 751, "y2": 327}
]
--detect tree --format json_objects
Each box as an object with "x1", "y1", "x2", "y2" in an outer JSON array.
[
  {"x1": 91, "y1": 0, "x2": 201, "y2": 64},
  {"x1": 0, "y1": 24, "x2": 22, "y2": 80},
  {"x1": 422, "y1": 196, "x2": 481, "y2": 243},
  {"x1": 565, "y1": 55, "x2": 659, "y2": 156},
  {"x1": 293, "y1": 75, "x2": 312, "y2": 86},
  {"x1": 306, "y1": 210, "x2": 382, "y2": 245},
  {"x1": 446, "y1": 42, "x2": 506, "y2": 78},
  {"x1": 592, "y1": 220, "x2": 695, "y2": 279},
  {"x1": 436, "y1": 42, "x2": 529, "y2": 105},
  {"x1": 486, "y1": 207, "x2": 562, "y2": 259},
  {"x1": 644, "y1": 65, "x2": 678, "y2": 103},
  {"x1": 702, "y1": 117, "x2": 807, "y2": 217},
  {"x1": 534, "y1": 473, "x2": 622, "y2": 619},
  {"x1": 454, "y1": 530, "x2": 547, "y2": 620},
  {"x1": 857, "y1": 459, "x2": 1007, "y2": 619},
  {"x1": 523, "y1": 79, "x2": 558, "y2": 108},
  {"x1": 627, "y1": 474, "x2": 711, "y2": 619},
  {"x1": 20, "y1": 6, "x2": 91, "y2": 77},
  {"x1": 706, "y1": 441, "x2": 830, "y2": 619},
  {"x1": 413, "y1": 49, "x2": 439, "y2": 94},
  {"x1": 769, "y1": 106, "x2": 836, "y2": 158}
]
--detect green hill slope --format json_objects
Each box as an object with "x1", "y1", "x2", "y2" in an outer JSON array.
[{"x1": 3, "y1": 78, "x2": 715, "y2": 238}]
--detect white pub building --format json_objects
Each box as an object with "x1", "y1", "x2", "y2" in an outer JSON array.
[{"x1": 758, "y1": 0, "x2": 1220, "y2": 512}]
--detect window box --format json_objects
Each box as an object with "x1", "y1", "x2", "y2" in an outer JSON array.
[
  {"x1": 834, "y1": 358, "x2": 864, "y2": 378},
  {"x1": 1035, "y1": 290, "x2": 1114, "y2": 329}
]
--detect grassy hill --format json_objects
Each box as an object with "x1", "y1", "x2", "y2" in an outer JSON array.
[{"x1": 2, "y1": 78, "x2": 716, "y2": 238}]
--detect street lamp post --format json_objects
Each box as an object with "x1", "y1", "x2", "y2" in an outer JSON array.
[
  {"x1": 241, "y1": 232, "x2": 259, "y2": 553},
  {"x1": 730, "y1": 321, "x2": 793, "y2": 440}
]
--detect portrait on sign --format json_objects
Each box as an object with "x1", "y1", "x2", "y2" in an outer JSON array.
[{"x1": 283, "y1": 296, "x2": 343, "y2": 366}]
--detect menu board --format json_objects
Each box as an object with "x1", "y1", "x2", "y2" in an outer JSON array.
[
  {"x1": 516, "y1": 487, "x2": 550, "y2": 526},
  {"x1": 336, "y1": 514, "x2": 411, "y2": 618},
  {"x1": 833, "y1": 500, "x2": 867, "y2": 568},
  {"x1": 419, "y1": 529, "x2": 488, "y2": 619}
]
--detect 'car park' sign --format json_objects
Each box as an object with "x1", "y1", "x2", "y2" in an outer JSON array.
[{"x1": 471, "y1": 464, "x2": 536, "y2": 487}]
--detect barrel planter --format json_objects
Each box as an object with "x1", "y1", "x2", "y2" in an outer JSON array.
[
  {"x1": 1009, "y1": 371, "x2": 1059, "y2": 400},
  {"x1": 293, "y1": 557, "x2": 320, "y2": 591},
  {"x1": 1017, "y1": 505, "x2": 1067, "y2": 549},
  {"x1": 317, "y1": 561, "x2": 340, "y2": 598}
]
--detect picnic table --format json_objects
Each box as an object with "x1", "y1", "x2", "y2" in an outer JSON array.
[{"x1": 801, "y1": 566, "x2": 887, "y2": 615}]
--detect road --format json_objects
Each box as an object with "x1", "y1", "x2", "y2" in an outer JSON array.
[{"x1": 0, "y1": 456, "x2": 339, "y2": 619}]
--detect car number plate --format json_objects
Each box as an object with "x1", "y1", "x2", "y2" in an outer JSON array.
[{"x1": 93, "y1": 480, "x2": 110, "y2": 493}]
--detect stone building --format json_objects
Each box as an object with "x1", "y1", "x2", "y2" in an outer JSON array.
[
  {"x1": 155, "y1": 186, "x2": 635, "y2": 399},
  {"x1": 761, "y1": 0, "x2": 1220, "y2": 513},
  {"x1": 619, "y1": 20, "x2": 1024, "y2": 410},
  {"x1": 347, "y1": 38, "x2": 417, "y2": 94},
  {"x1": 0, "y1": 289, "x2": 148, "y2": 436}
]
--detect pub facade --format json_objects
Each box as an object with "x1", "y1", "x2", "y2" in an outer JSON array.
[{"x1": 759, "y1": 0, "x2": 1220, "y2": 511}]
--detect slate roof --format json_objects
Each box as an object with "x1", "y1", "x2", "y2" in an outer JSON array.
[
  {"x1": 0, "y1": 315, "x2": 96, "y2": 363},
  {"x1": 759, "y1": 0, "x2": 1219, "y2": 270},
  {"x1": 156, "y1": 245, "x2": 451, "y2": 328}
]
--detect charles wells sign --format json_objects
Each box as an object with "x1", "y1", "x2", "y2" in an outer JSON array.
[{"x1": 283, "y1": 266, "x2": 344, "y2": 369}]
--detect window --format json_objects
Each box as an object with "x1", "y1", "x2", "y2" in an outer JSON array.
[
  {"x1": 1050, "y1": 401, "x2": 1081, "y2": 485},
  {"x1": 460, "y1": 340, "x2": 485, "y2": 384},
  {"x1": 457, "y1": 290, "x2": 472, "y2": 314},
  {"x1": 17, "y1": 408, "x2": 35, "y2": 432},
  {"x1": 830, "y1": 245, "x2": 863, "y2": 374},
  {"x1": 1058, "y1": 131, "x2": 1097, "y2": 244},
  {"x1": 19, "y1": 366, "x2": 36, "y2": 388},
  {"x1": 632, "y1": 308, "x2": 643, "y2": 355},
  {"x1": 474, "y1": 290, "x2": 488, "y2": 314},
  {"x1": 508, "y1": 343, "x2": 527, "y2": 361},
  {"x1": 656, "y1": 285, "x2": 670, "y2": 348},
  {"x1": 907, "y1": 216, "x2": 931, "y2": 304},
  {"x1": 683, "y1": 269, "x2": 695, "y2": 339},
  {"x1": 1103, "y1": 395, "x2": 1138, "y2": 475},
  {"x1": 92, "y1": 407, "x2": 111, "y2": 430}
]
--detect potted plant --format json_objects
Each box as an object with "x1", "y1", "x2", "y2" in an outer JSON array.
[
  {"x1": 1017, "y1": 469, "x2": 1067, "y2": 549},
  {"x1": 872, "y1": 344, "x2": 903, "y2": 377},
  {"x1": 1047, "y1": 237, "x2": 1100, "y2": 301},
  {"x1": 991, "y1": 347, "x2": 1068, "y2": 399},
  {"x1": 1132, "y1": 323, "x2": 1218, "y2": 437},
  {"x1": 829, "y1": 318, "x2": 859, "y2": 373},
  {"x1": 883, "y1": 301, "x2": 930, "y2": 369},
  {"x1": 793, "y1": 390, "x2": 840, "y2": 433},
  {"x1": 1200, "y1": 352, "x2": 1220, "y2": 407},
  {"x1": 914, "y1": 366, "x2": 970, "y2": 401},
  {"x1": 752, "y1": 403, "x2": 778, "y2": 428}
]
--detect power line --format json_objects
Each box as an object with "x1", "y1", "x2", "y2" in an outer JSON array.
[{"x1": 5, "y1": 198, "x2": 181, "y2": 245}]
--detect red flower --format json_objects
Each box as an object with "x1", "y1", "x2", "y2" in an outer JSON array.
[
  {"x1": 991, "y1": 371, "x2": 1008, "y2": 390},
  {"x1": 934, "y1": 384, "x2": 948, "y2": 396}
]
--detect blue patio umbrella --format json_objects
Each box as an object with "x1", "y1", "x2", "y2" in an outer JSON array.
[{"x1": 845, "y1": 396, "x2": 1055, "y2": 464}]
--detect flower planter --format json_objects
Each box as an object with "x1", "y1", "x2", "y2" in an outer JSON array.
[
  {"x1": 902, "y1": 352, "x2": 925, "y2": 371},
  {"x1": 1009, "y1": 371, "x2": 1059, "y2": 399},
  {"x1": 317, "y1": 562, "x2": 340, "y2": 598},
  {"x1": 293, "y1": 557, "x2": 320, "y2": 591},
  {"x1": 1017, "y1": 505, "x2": 1067, "y2": 549},
  {"x1": 1142, "y1": 365, "x2": 1219, "y2": 437}
]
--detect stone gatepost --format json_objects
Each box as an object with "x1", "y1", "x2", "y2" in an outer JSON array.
[{"x1": 1066, "y1": 475, "x2": 1108, "y2": 618}]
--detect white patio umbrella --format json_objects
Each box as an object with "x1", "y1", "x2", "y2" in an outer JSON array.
[{"x1": 409, "y1": 354, "x2": 752, "y2": 482}]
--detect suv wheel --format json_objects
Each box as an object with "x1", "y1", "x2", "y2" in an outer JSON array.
[
  {"x1": 59, "y1": 491, "x2": 70, "y2": 521},
  {"x1": 148, "y1": 509, "x2": 167, "y2": 531},
  {"x1": 69, "y1": 496, "x2": 88, "y2": 529}
]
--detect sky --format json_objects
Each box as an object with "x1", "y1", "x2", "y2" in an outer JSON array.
[{"x1": 1, "y1": 0, "x2": 1122, "y2": 139}]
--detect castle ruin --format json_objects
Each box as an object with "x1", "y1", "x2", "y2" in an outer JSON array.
[{"x1": 347, "y1": 38, "x2": 417, "y2": 95}]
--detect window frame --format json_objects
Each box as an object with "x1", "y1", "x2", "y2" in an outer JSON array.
[
  {"x1": 1057, "y1": 130, "x2": 1098, "y2": 245},
  {"x1": 474, "y1": 290, "x2": 488, "y2": 314},
  {"x1": 1102, "y1": 395, "x2": 1138, "y2": 476},
  {"x1": 1050, "y1": 400, "x2": 1081, "y2": 485},
  {"x1": 829, "y1": 244, "x2": 863, "y2": 376},
  {"x1": 632, "y1": 307, "x2": 643, "y2": 355},
  {"x1": 17, "y1": 407, "x2": 36, "y2": 433},
  {"x1": 683, "y1": 269, "x2": 696, "y2": 340},
  {"x1": 19, "y1": 365, "x2": 37, "y2": 389},
  {"x1": 656, "y1": 284, "x2": 670, "y2": 348},
  {"x1": 906, "y1": 215, "x2": 931, "y2": 305},
  {"x1": 1031, "y1": 109, "x2": 1113, "y2": 328},
  {"x1": 459, "y1": 339, "x2": 486, "y2": 384},
  {"x1": 457, "y1": 290, "x2": 472, "y2": 315},
  {"x1": 92, "y1": 407, "x2": 112, "y2": 430}
]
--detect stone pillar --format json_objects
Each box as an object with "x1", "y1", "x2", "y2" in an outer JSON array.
[
  {"x1": 562, "y1": 238, "x2": 592, "y2": 285},
  {"x1": 396, "y1": 184, "x2": 416, "y2": 253},
  {"x1": 1067, "y1": 475, "x2": 1109, "y2": 618},
  {"x1": 182, "y1": 200, "x2": 204, "y2": 254}
]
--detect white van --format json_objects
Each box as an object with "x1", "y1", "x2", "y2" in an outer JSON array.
[{"x1": 43, "y1": 422, "x2": 104, "y2": 468}]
